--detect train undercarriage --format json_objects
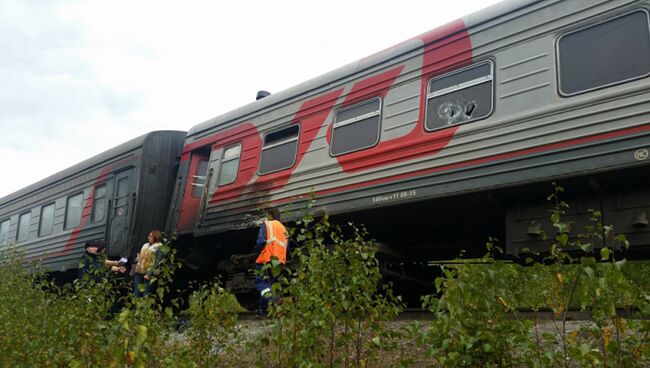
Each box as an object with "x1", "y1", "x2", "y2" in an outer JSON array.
[{"x1": 175, "y1": 164, "x2": 650, "y2": 308}]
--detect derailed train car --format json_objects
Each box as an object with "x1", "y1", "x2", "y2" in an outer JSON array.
[
  {"x1": 0, "y1": 131, "x2": 185, "y2": 274},
  {"x1": 167, "y1": 0, "x2": 650, "y2": 290}
]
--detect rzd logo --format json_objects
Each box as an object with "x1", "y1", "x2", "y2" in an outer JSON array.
[{"x1": 635, "y1": 148, "x2": 649, "y2": 161}]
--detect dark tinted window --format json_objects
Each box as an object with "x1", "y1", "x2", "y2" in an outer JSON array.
[
  {"x1": 65, "y1": 193, "x2": 84, "y2": 229},
  {"x1": 17, "y1": 212, "x2": 31, "y2": 243},
  {"x1": 39, "y1": 203, "x2": 55, "y2": 237},
  {"x1": 331, "y1": 98, "x2": 382, "y2": 156},
  {"x1": 264, "y1": 125, "x2": 299, "y2": 145},
  {"x1": 92, "y1": 184, "x2": 107, "y2": 222},
  {"x1": 259, "y1": 125, "x2": 300, "y2": 175},
  {"x1": 558, "y1": 10, "x2": 650, "y2": 96},
  {"x1": 0, "y1": 219, "x2": 9, "y2": 246},
  {"x1": 218, "y1": 145, "x2": 241, "y2": 186},
  {"x1": 191, "y1": 160, "x2": 209, "y2": 198},
  {"x1": 425, "y1": 61, "x2": 493, "y2": 131}
]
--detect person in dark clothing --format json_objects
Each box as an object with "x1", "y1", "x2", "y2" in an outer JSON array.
[
  {"x1": 77, "y1": 240, "x2": 108, "y2": 282},
  {"x1": 78, "y1": 240, "x2": 127, "y2": 282},
  {"x1": 254, "y1": 207, "x2": 288, "y2": 316}
]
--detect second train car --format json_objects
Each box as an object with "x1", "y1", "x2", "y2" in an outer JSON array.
[{"x1": 0, "y1": 131, "x2": 185, "y2": 275}]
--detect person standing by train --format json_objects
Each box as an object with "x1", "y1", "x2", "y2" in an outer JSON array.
[
  {"x1": 132, "y1": 230, "x2": 163, "y2": 298},
  {"x1": 78, "y1": 240, "x2": 108, "y2": 283},
  {"x1": 254, "y1": 207, "x2": 288, "y2": 316},
  {"x1": 78, "y1": 240, "x2": 126, "y2": 281}
]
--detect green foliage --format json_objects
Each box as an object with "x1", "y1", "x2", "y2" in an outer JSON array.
[
  {"x1": 1, "y1": 188, "x2": 649, "y2": 367},
  {"x1": 420, "y1": 244, "x2": 533, "y2": 367},
  {"x1": 177, "y1": 281, "x2": 246, "y2": 367},
  {"x1": 0, "y1": 248, "x2": 124, "y2": 367},
  {"x1": 256, "y1": 212, "x2": 405, "y2": 367},
  {"x1": 0, "y1": 239, "x2": 188, "y2": 367},
  {"x1": 531, "y1": 183, "x2": 647, "y2": 367},
  {"x1": 417, "y1": 182, "x2": 650, "y2": 367},
  {"x1": 0, "y1": 214, "x2": 406, "y2": 367}
]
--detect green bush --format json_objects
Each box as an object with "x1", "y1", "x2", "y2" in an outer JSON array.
[
  {"x1": 416, "y1": 184, "x2": 650, "y2": 367},
  {"x1": 420, "y1": 245, "x2": 534, "y2": 367},
  {"x1": 176, "y1": 282, "x2": 246, "y2": 367},
  {"x1": 0, "y1": 241, "x2": 192, "y2": 367},
  {"x1": 256, "y1": 214, "x2": 404, "y2": 367},
  {"x1": 0, "y1": 249, "x2": 120, "y2": 367},
  {"x1": 1, "y1": 189, "x2": 648, "y2": 367}
]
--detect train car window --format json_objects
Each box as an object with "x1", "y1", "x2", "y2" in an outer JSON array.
[
  {"x1": 114, "y1": 179, "x2": 129, "y2": 218},
  {"x1": 191, "y1": 160, "x2": 209, "y2": 198},
  {"x1": 92, "y1": 184, "x2": 107, "y2": 222},
  {"x1": 16, "y1": 212, "x2": 31, "y2": 243},
  {"x1": 218, "y1": 144, "x2": 241, "y2": 186},
  {"x1": 0, "y1": 219, "x2": 9, "y2": 246},
  {"x1": 65, "y1": 193, "x2": 84, "y2": 229},
  {"x1": 558, "y1": 10, "x2": 650, "y2": 96},
  {"x1": 425, "y1": 61, "x2": 494, "y2": 131},
  {"x1": 259, "y1": 124, "x2": 300, "y2": 175},
  {"x1": 331, "y1": 98, "x2": 382, "y2": 156},
  {"x1": 38, "y1": 203, "x2": 55, "y2": 237}
]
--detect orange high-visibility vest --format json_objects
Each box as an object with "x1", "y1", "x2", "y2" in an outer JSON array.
[{"x1": 255, "y1": 220, "x2": 288, "y2": 264}]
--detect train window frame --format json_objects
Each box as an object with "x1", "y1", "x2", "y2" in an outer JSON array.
[
  {"x1": 38, "y1": 203, "x2": 56, "y2": 237},
  {"x1": 92, "y1": 184, "x2": 108, "y2": 223},
  {"x1": 424, "y1": 60, "x2": 494, "y2": 132},
  {"x1": 16, "y1": 211, "x2": 31, "y2": 244},
  {"x1": 330, "y1": 97, "x2": 383, "y2": 156},
  {"x1": 64, "y1": 192, "x2": 84, "y2": 230},
  {"x1": 258, "y1": 124, "x2": 301, "y2": 175},
  {"x1": 217, "y1": 143, "x2": 242, "y2": 187},
  {"x1": 556, "y1": 9, "x2": 650, "y2": 97},
  {"x1": 113, "y1": 178, "x2": 129, "y2": 218},
  {"x1": 0, "y1": 218, "x2": 9, "y2": 246}
]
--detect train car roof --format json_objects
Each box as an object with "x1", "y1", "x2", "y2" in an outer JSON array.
[
  {"x1": 0, "y1": 130, "x2": 185, "y2": 207},
  {"x1": 186, "y1": 0, "x2": 537, "y2": 139}
]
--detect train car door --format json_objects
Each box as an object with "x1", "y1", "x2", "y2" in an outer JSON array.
[
  {"x1": 108, "y1": 168, "x2": 134, "y2": 254},
  {"x1": 175, "y1": 149, "x2": 210, "y2": 231},
  {"x1": 197, "y1": 144, "x2": 230, "y2": 224}
]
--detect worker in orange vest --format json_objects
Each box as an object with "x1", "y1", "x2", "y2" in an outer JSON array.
[{"x1": 254, "y1": 207, "x2": 288, "y2": 316}]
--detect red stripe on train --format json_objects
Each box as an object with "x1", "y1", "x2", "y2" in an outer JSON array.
[
  {"x1": 26, "y1": 155, "x2": 138, "y2": 262},
  {"x1": 333, "y1": 19, "x2": 472, "y2": 173},
  {"x1": 202, "y1": 89, "x2": 345, "y2": 204},
  {"x1": 180, "y1": 20, "x2": 473, "y2": 203},
  {"x1": 176, "y1": 123, "x2": 262, "y2": 231},
  {"x1": 312, "y1": 124, "x2": 650, "y2": 198},
  {"x1": 239, "y1": 88, "x2": 344, "y2": 198}
]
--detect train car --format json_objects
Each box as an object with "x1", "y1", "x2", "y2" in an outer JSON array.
[
  {"x1": 168, "y1": 0, "x2": 650, "y2": 283},
  {"x1": 0, "y1": 131, "x2": 186, "y2": 274}
]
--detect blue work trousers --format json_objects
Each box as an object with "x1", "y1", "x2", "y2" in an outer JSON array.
[
  {"x1": 255, "y1": 264, "x2": 277, "y2": 316},
  {"x1": 133, "y1": 273, "x2": 152, "y2": 298}
]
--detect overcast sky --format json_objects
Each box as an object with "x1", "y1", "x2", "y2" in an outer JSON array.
[{"x1": 0, "y1": 0, "x2": 502, "y2": 198}]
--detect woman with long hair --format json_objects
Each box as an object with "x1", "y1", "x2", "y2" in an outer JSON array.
[{"x1": 133, "y1": 230, "x2": 163, "y2": 297}]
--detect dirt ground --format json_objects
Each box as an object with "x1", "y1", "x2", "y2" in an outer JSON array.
[{"x1": 174, "y1": 318, "x2": 596, "y2": 367}]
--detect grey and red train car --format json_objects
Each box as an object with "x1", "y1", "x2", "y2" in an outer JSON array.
[
  {"x1": 0, "y1": 131, "x2": 185, "y2": 274},
  {"x1": 167, "y1": 0, "x2": 650, "y2": 271},
  {"x1": 2, "y1": 0, "x2": 650, "y2": 282}
]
